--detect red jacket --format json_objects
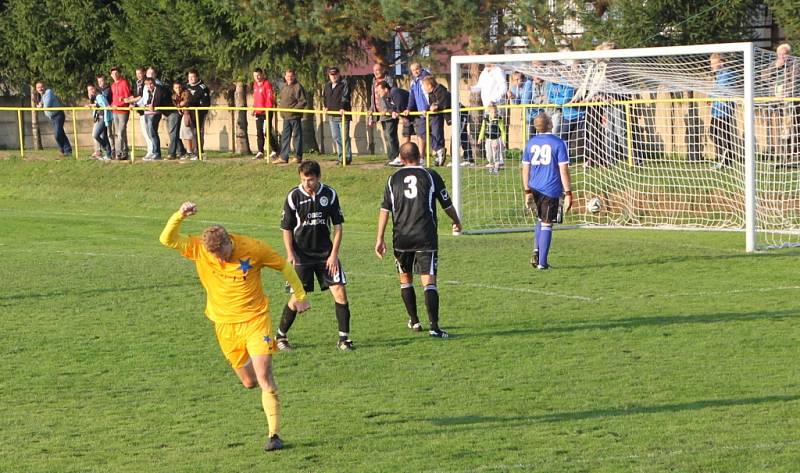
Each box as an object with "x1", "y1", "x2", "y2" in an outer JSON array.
[
  {"x1": 111, "y1": 79, "x2": 132, "y2": 114},
  {"x1": 252, "y1": 79, "x2": 275, "y2": 113}
]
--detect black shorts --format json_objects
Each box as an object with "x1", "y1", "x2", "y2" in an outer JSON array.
[
  {"x1": 290, "y1": 260, "x2": 346, "y2": 293},
  {"x1": 401, "y1": 117, "x2": 415, "y2": 137},
  {"x1": 533, "y1": 190, "x2": 561, "y2": 224},
  {"x1": 394, "y1": 250, "x2": 438, "y2": 276}
]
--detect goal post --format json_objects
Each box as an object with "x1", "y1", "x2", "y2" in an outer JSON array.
[{"x1": 449, "y1": 42, "x2": 764, "y2": 251}]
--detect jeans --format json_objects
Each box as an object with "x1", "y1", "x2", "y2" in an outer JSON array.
[
  {"x1": 428, "y1": 114, "x2": 445, "y2": 152},
  {"x1": 166, "y1": 113, "x2": 186, "y2": 157},
  {"x1": 381, "y1": 119, "x2": 399, "y2": 161},
  {"x1": 280, "y1": 118, "x2": 302, "y2": 160},
  {"x1": 328, "y1": 116, "x2": 352, "y2": 162},
  {"x1": 255, "y1": 113, "x2": 279, "y2": 154},
  {"x1": 92, "y1": 120, "x2": 111, "y2": 157},
  {"x1": 113, "y1": 113, "x2": 129, "y2": 158},
  {"x1": 50, "y1": 111, "x2": 72, "y2": 155},
  {"x1": 145, "y1": 113, "x2": 162, "y2": 157}
]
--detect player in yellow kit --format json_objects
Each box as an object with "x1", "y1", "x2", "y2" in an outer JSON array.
[{"x1": 159, "y1": 201, "x2": 310, "y2": 452}]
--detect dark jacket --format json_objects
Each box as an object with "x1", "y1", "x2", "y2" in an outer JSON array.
[
  {"x1": 279, "y1": 82, "x2": 308, "y2": 120},
  {"x1": 380, "y1": 87, "x2": 409, "y2": 122},
  {"x1": 186, "y1": 80, "x2": 211, "y2": 108},
  {"x1": 428, "y1": 83, "x2": 449, "y2": 111},
  {"x1": 323, "y1": 79, "x2": 351, "y2": 112}
]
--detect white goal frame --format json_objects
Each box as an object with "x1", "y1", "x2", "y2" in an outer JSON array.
[{"x1": 449, "y1": 42, "x2": 757, "y2": 252}]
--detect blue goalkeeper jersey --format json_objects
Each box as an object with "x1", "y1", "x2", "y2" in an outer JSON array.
[{"x1": 522, "y1": 132, "x2": 569, "y2": 198}]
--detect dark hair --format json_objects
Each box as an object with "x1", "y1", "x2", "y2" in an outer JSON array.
[
  {"x1": 96, "y1": 73, "x2": 106, "y2": 80},
  {"x1": 187, "y1": 68, "x2": 199, "y2": 76},
  {"x1": 285, "y1": 68, "x2": 295, "y2": 74},
  {"x1": 173, "y1": 79, "x2": 184, "y2": 87},
  {"x1": 144, "y1": 77, "x2": 154, "y2": 84},
  {"x1": 253, "y1": 67, "x2": 264, "y2": 74},
  {"x1": 298, "y1": 160, "x2": 321, "y2": 177},
  {"x1": 377, "y1": 80, "x2": 391, "y2": 91},
  {"x1": 135, "y1": 67, "x2": 145, "y2": 72},
  {"x1": 86, "y1": 81, "x2": 96, "y2": 88},
  {"x1": 399, "y1": 142, "x2": 421, "y2": 163},
  {"x1": 109, "y1": 67, "x2": 120, "y2": 74}
]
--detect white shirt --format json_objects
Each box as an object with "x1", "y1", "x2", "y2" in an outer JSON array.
[{"x1": 477, "y1": 66, "x2": 507, "y2": 106}]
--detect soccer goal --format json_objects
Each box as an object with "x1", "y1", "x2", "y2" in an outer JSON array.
[{"x1": 449, "y1": 42, "x2": 800, "y2": 252}]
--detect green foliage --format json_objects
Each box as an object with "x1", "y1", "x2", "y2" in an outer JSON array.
[
  {"x1": 579, "y1": 0, "x2": 762, "y2": 49},
  {"x1": 766, "y1": 0, "x2": 800, "y2": 50}
]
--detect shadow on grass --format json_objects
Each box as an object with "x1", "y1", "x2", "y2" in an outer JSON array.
[
  {"x1": 427, "y1": 394, "x2": 800, "y2": 426},
  {"x1": 0, "y1": 282, "x2": 194, "y2": 305},
  {"x1": 458, "y1": 309, "x2": 799, "y2": 340},
  {"x1": 557, "y1": 250, "x2": 800, "y2": 270}
]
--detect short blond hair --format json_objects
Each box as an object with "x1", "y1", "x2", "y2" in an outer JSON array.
[
  {"x1": 534, "y1": 113, "x2": 553, "y2": 133},
  {"x1": 777, "y1": 43, "x2": 792, "y2": 54},
  {"x1": 202, "y1": 225, "x2": 231, "y2": 255}
]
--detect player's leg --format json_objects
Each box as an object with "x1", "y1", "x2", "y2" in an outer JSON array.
[
  {"x1": 417, "y1": 251, "x2": 447, "y2": 338},
  {"x1": 215, "y1": 321, "x2": 259, "y2": 388},
  {"x1": 534, "y1": 191, "x2": 558, "y2": 269},
  {"x1": 243, "y1": 316, "x2": 282, "y2": 451},
  {"x1": 395, "y1": 251, "x2": 421, "y2": 331},
  {"x1": 318, "y1": 261, "x2": 354, "y2": 350},
  {"x1": 531, "y1": 219, "x2": 541, "y2": 267},
  {"x1": 232, "y1": 360, "x2": 259, "y2": 389},
  {"x1": 276, "y1": 264, "x2": 314, "y2": 350}
]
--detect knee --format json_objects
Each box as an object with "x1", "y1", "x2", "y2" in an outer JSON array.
[{"x1": 242, "y1": 379, "x2": 259, "y2": 389}]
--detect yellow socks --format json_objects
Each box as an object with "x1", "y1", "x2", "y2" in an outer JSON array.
[{"x1": 261, "y1": 389, "x2": 280, "y2": 437}]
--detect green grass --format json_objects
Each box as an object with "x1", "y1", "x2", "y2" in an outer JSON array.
[{"x1": 1, "y1": 155, "x2": 799, "y2": 473}]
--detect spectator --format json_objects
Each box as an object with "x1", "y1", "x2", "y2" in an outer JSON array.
[
  {"x1": 376, "y1": 80, "x2": 408, "y2": 166},
  {"x1": 92, "y1": 74, "x2": 113, "y2": 158},
  {"x1": 764, "y1": 43, "x2": 799, "y2": 160},
  {"x1": 251, "y1": 67, "x2": 279, "y2": 160},
  {"x1": 322, "y1": 66, "x2": 352, "y2": 165},
  {"x1": 34, "y1": 81, "x2": 72, "y2": 156},
  {"x1": 476, "y1": 63, "x2": 507, "y2": 109},
  {"x1": 109, "y1": 67, "x2": 131, "y2": 160},
  {"x1": 547, "y1": 65, "x2": 585, "y2": 158},
  {"x1": 709, "y1": 53, "x2": 742, "y2": 168},
  {"x1": 140, "y1": 77, "x2": 163, "y2": 160},
  {"x1": 478, "y1": 103, "x2": 506, "y2": 173},
  {"x1": 404, "y1": 62, "x2": 431, "y2": 157},
  {"x1": 167, "y1": 80, "x2": 187, "y2": 160},
  {"x1": 422, "y1": 75, "x2": 449, "y2": 166},
  {"x1": 177, "y1": 82, "x2": 197, "y2": 159},
  {"x1": 126, "y1": 67, "x2": 153, "y2": 157},
  {"x1": 368, "y1": 63, "x2": 394, "y2": 127},
  {"x1": 277, "y1": 68, "x2": 308, "y2": 164},
  {"x1": 186, "y1": 68, "x2": 211, "y2": 153},
  {"x1": 87, "y1": 82, "x2": 112, "y2": 160},
  {"x1": 520, "y1": 64, "x2": 548, "y2": 137}
]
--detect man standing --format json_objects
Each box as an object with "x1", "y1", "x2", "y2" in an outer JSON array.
[
  {"x1": 186, "y1": 69, "x2": 211, "y2": 153},
  {"x1": 159, "y1": 201, "x2": 310, "y2": 452},
  {"x1": 34, "y1": 81, "x2": 72, "y2": 156},
  {"x1": 521, "y1": 113, "x2": 573, "y2": 270},
  {"x1": 403, "y1": 63, "x2": 431, "y2": 157},
  {"x1": 368, "y1": 63, "x2": 394, "y2": 130},
  {"x1": 277, "y1": 160, "x2": 354, "y2": 351},
  {"x1": 141, "y1": 77, "x2": 163, "y2": 160},
  {"x1": 277, "y1": 69, "x2": 308, "y2": 164},
  {"x1": 376, "y1": 80, "x2": 408, "y2": 166},
  {"x1": 87, "y1": 83, "x2": 113, "y2": 160},
  {"x1": 251, "y1": 68, "x2": 279, "y2": 160},
  {"x1": 375, "y1": 142, "x2": 461, "y2": 338},
  {"x1": 322, "y1": 66, "x2": 352, "y2": 165},
  {"x1": 110, "y1": 67, "x2": 131, "y2": 160},
  {"x1": 709, "y1": 53, "x2": 742, "y2": 168}
]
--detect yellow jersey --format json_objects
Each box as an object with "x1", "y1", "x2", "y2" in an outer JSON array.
[{"x1": 160, "y1": 211, "x2": 306, "y2": 324}]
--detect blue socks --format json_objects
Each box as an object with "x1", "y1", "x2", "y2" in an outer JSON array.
[{"x1": 538, "y1": 225, "x2": 553, "y2": 267}]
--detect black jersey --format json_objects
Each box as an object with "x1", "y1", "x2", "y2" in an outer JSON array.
[
  {"x1": 281, "y1": 183, "x2": 344, "y2": 264},
  {"x1": 380, "y1": 166, "x2": 453, "y2": 251}
]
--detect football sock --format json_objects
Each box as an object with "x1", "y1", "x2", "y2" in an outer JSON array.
[
  {"x1": 539, "y1": 225, "x2": 553, "y2": 267},
  {"x1": 278, "y1": 305, "x2": 297, "y2": 336},
  {"x1": 261, "y1": 389, "x2": 280, "y2": 437},
  {"x1": 335, "y1": 302, "x2": 350, "y2": 340},
  {"x1": 400, "y1": 284, "x2": 419, "y2": 325},
  {"x1": 533, "y1": 220, "x2": 541, "y2": 252},
  {"x1": 424, "y1": 285, "x2": 440, "y2": 332}
]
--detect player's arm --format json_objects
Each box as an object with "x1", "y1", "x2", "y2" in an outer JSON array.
[
  {"x1": 432, "y1": 171, "x2": 462, "y2": 233},
  {"x1": 443, "y1": 205, "x2": 462, "y2": 234},
  {"x1": 259, "y1": 239, "x2": 310, "y2": 312},
  {"x1": 282, "y1": 229, "x2": 296, "y2": 265},
  {"x1": 280, "y1": 193, "x2": 298, "y2": 264},
  {"x1": 326, "y1": 223, "x2": 343, "y2": 276},
  {"x1": 559, "y1": 163, "x2": 573, "y2": 211},
  {"x1": 375, "y1": 209, "x2": 390, "y2": 259},
  {"x1": 159, "y1": 201, "x2": 197, "y2": 252},
  {"x1": 521, "y1": 151, "x2": 535, "y2": 211}
]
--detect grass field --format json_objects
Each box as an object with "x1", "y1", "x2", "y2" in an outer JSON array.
[{"x1": 1, "y1": 152, "x2": 799, "y2": 472}]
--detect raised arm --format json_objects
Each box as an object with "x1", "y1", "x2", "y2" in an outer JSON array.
[{"x1": 159, "y1": 201, "x2": 196, "y2": 252}]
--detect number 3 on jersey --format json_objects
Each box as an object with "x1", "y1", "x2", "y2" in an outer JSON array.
[
  {"x1": 529, "y1": 144, "x2": 552, "y2": 165},
  {"x1": 403, "y1": 175, "x2": 418, "y2": 199}
]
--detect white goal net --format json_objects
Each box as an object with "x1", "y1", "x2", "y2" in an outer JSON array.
[{"x1": 448, "y1": 42, "x2": 800, "y2": 251}]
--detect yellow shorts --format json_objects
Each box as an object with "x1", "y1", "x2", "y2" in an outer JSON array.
[{"x1": 214, "y1": 315, "x2": 277, "y2": 368}]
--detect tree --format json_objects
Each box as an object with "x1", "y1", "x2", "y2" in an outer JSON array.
[{"x1": 766, "y1": 0, "x2": 800, "y2": 50}]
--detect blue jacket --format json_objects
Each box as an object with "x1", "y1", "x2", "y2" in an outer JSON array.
[
  {"x1": 519, "y1": 79, "x2": 548, "y2": 122},
  {"x1": 41, "y1": 89, "x2": 63, "y2": 119},
  {"x1": 547, "y1": 82, "x2": 584, "y2": 121},
  {"x1": 711, "y1": 67, "x2": 735, "y2": 118},
  {"x1": 406, "y1": 69, "x2": 431, "y2": 113},
  {"x1": 94, "y1": 94, "x2": 113, "y2": 126}
]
